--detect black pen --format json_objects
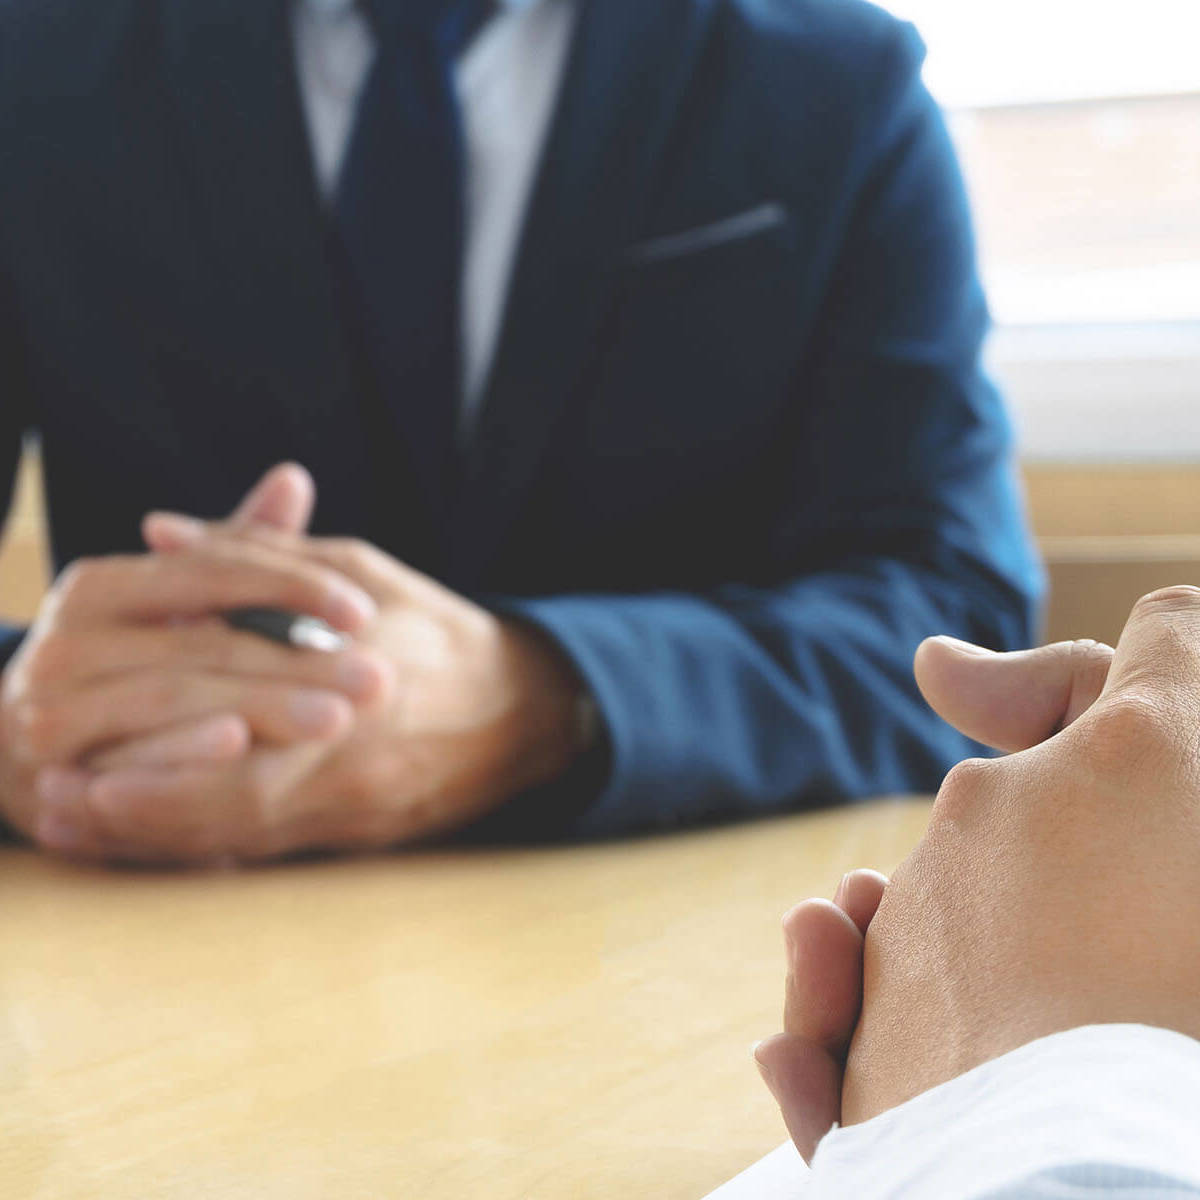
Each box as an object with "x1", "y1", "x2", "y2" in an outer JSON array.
[{"x1": 223, "y1": 607, "x2": 349, "y2": 653}]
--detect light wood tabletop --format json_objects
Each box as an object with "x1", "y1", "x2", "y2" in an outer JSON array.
[{"x1": 0, "y1": 797, "x2": 933, "y2": 1199}]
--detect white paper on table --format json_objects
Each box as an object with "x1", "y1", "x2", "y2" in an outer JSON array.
[{"x1": 700, "y1": 1141, "x2": 809, "y2": 1199}]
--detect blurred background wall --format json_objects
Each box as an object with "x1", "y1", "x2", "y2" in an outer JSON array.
[{"x1": 0, "y1": 450, "x2": 45, "y2": 626}]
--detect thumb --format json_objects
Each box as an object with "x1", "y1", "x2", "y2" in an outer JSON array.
[
  {"x1": 914, "y1": 635, "x2": 1113, "y2": 753},
  {"x1": 1099, "y1": 585, "x2": 1200, "y2": 707},
  {"x1": 228, "y1": 462, "x2": 315, "y2": 533}
]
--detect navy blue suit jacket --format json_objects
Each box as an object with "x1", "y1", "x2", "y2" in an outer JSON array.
[{"x1": 0, "y1": 0, "x2": 1041, "y2": 837}]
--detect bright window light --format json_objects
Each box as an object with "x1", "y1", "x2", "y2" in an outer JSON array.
[
  {"x1": 877, "y1": 0, "x2": 1200, "y2": 459},
  {"x1": 876, "y1": 0, "x2": 1200, "y2": 328},
  {"x1": 883, "y1": 0, "x2": 1200, "y2": 109}
]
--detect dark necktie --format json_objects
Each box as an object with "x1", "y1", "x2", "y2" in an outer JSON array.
[{"x1": 332, "y1": 0, "x2": 494, "y2": 541}]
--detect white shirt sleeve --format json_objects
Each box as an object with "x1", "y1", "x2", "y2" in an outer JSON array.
[{"x1": 803, "y1": 1024, "x2": 1200, "y2": 1199}]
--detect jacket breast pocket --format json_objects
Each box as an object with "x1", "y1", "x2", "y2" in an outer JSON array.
[
  {"x1": 584, "y1": 206, "x2": 801, "y2": 523},
  {"x1": 621, "y1": 202, "x2": 791, "y2": 269}
]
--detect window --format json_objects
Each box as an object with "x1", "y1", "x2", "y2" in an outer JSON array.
[{"x1": 881, "y1": 0, "x2": 1200, "y2": 459}]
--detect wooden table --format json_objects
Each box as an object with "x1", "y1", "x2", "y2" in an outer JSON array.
[{"x1": 0, "y1": 797, "x2": 933, "y2": 1199}]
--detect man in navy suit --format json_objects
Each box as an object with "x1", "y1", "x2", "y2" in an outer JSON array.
[{"x1": 0, "y1": 0, "x2": 1040, "y2": 863}]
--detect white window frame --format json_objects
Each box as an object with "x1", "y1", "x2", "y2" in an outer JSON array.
[{"x1": 988, "y1": 323, "x2": 1200, "y2": 462}]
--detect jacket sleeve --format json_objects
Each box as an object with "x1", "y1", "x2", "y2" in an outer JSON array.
[{"x1": 482, "y1": 23, "x2": 1042, "y2": 840}]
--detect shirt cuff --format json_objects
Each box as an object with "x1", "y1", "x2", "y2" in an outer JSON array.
[{"x1": 806, "y1": 1024, "x2": 1200, "y2": 1198}]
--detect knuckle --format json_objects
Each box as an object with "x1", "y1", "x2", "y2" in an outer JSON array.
[
  {"x1": 1086, "y1": 692, "x2": 1168, "y2": 753},
  {"x1": 932, "y1": 756, "x2": 997, "y2": 822},
  {"x1": 19, "y1": 632, "x2": 75, "y2": 692},
  {"x1": 32, "y1": 633, "x2": 91, "y2": 691},
  {"x1": 1070, "y1": 689, "x2": 1190, "y2": 802},
  {"x1": 461, "y1": 603, "x2": 498, "y2": 646},
  {"x1": 54, "y1": 558, "x2": 105, "y2": 608},
  {"x1": 1131, "y1": 585, "x2": 1200, "y2": 620},
  {"x1": 341, "y1": 535, "x2": 397, "y2": 581},
  {"x1": 328, "y1": 537, "x2": 377, "y2": 579},
  {"x1": 344, "y1": 537, "x2": 375, "y2": 566},
  {"x1": 30, "y1": 634, "x2": 71, "y2": 682}
]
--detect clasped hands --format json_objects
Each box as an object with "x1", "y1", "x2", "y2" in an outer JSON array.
[
  {"x1": 0, "y1": 464, "x2": 581, "y2": 863},
  {"x1": 758, "y1": 586, "x2": 1200, "y2": 1159}
]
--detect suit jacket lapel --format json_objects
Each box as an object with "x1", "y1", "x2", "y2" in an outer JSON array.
[
  {"x1": 160, "y1": 0, "x2": 354, "y2": 464},
  {"x1": 450, "y1": 0, "x2": 718, "y2": 586},
  {"x1": 161, "y1": 0, "x2": 720, "y2": 576}
]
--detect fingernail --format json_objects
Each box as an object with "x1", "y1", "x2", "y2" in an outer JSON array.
[
  {"x1": 146, "y1": 511, "x2": 207, "y2": 545},
  {"x1": 753, "y1": 1041, "x2": 778, "y2": 1096},
  {"x1": 833, "y1": 873, "x2": 851, "y2": 907},
  {"x1": 289, "y1": 689, "x2": 348, "y2": 735},
  {"x1": 781, "y1": 904, "x2": 801, "y2": 955},
  {"x1": 935, "y1": 636, "x2": 993, "y2": 656},
  {"x1": 337, "y1": 652, "x2": 385, "y2": 700}
]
